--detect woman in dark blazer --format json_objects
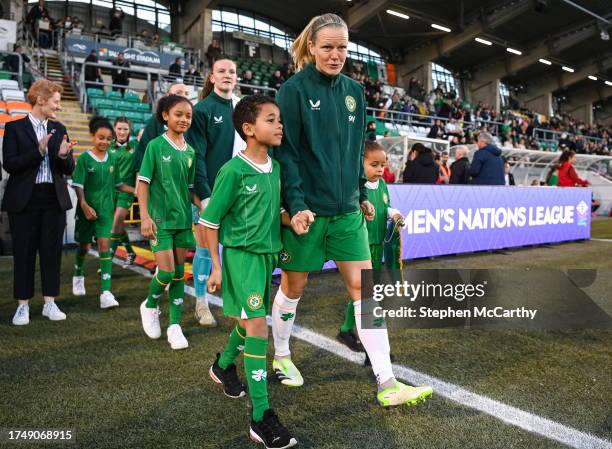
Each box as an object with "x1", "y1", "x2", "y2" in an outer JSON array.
[{"x1": 2, "y1": 79, "x2": 76, "y2": 325}]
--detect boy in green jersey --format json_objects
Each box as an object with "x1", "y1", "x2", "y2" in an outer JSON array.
[
  {"x1": 201, "y1": 95, "x2": 297, "y2": 449},
  {"x1": 338, "y1": 141, "x2": 403, "y2": 352},
  {"x1": 71, "y1": 117, "x2": 135, "y2": 308},
  {"x1": 108, "y1": 117, "x2": 137, "y2": 265},
  {"x1": 137, "y1": 95, "x2": 197, "y2": 351}
]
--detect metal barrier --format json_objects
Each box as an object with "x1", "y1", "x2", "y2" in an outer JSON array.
[
  {"x1": 532, "y1": 127, "x2": 604, "y2": 146},
  {"x1": 366, "y1": 106, "x2": 504, "y2": 137},
  {"x1": 75, "y1": 61, "x2": 155, "y2": 112}
]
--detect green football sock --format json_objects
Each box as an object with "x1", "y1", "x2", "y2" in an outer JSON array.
[
  {"x1": 168, "y1": 264, "x2": 185, "y2": 325},
  {"x1": 146, "y1": 269, "x2": 173, "y2": 308},
  {"x1": 340, "y1": 300, "x2": 356, "y2": 332},
  {"x1": 244, "y1": 336, "x2": 270, "y2": 422},
  {"x1": 99, "y1": 250, "x2": 113, "y2": 292},
  {"x1": 122, "y1": 233, "x2": 135, "y2": 254},
  {"x1": 74, "y1": 247, "x2": 87, "y2": 276},
  {"x1": 219, "y1": 324, "x2": 246, "y2": 369},
  {"x1": 110, "y1": 233, "x2": 122, "y2": 256}
]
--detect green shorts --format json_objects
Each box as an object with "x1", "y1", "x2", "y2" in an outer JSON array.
[
  {"x1": 222, "y1": 247, "x2": 277, "y2": 319},
  {"x1": 74, "y1": 212, "x2": 113, "y2": 243},
  {"x1": 370, "y1": 243, "x2": 383, "y2": 270},
  {"x1": 150, "y1": 228, "x2": 195, "y2": 252},
  {"x1": 279, "y1": 210, "x2": 370, "y2": 272},
  {"x1": 114, "y1": 191, "x2": 135, "y2": 210}
]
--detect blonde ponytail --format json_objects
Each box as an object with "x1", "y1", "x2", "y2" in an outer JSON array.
[{"x1": 291, "y1": 13, "x2": 348, "y2": 71}]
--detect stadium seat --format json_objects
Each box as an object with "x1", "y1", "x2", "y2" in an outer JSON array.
[
  {"x1": 0, "y1": 71, "x2": 12, "y2": 80},
  {"x1": 94, "y1": 99, "x2": 115, "y2": 111},
  {"x1": 87, "y1": 88, "x2": 105, "y2": 98},
  {"x1": 6, "y1": 101, "x2": 32, "y2": 115},
  {"x1": 124, "y1": 91, "x2": 140, "y2": 102},
  {"x1": 0, "y1": 112, "x2": 12, "y2": 128},
  {"x1": 2, "y1": 89, "x2": 25, "y2": 101},
  {"x1": 0, "y1": 79, "x2": 19, "y2": 90},
  {"x1": 134, "y1": 103, "x2": 150, "y2": 112},
  {"x1": 106, "y1": 90, "x2": 123, "y2": 100}
]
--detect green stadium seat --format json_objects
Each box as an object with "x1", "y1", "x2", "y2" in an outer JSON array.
[
  {"x1": 87, "y1": 88, "x2": 105, "y2": 98},
  {"x1": 124, "y1": 91, "x2": 140, "y2": 102},
  {"x1": 117, "y1": 101, "x2": 135, "y2": 111},
  {"x1": 134, "y1": 103, "x2": 150, "y2": 112},
  {"x1": 94, "y1": 99, "x2": 114, "y2": 110},
  {"x1": 98, "y1": 108, "x2": 121, "y2": 120},
  {"x1": 106, "y1": 90, "x2": 122, "y2": 100},
  {"x1": 0, "y1": 71, "x2": 13, "y2": 80}
]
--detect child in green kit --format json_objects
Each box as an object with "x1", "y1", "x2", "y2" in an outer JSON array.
[
  {"x1": 337, "y1": 141, "x2": 404, "y2": 352},
  {"x1": 137, "y1": 95, "x2": 197, "y2": 351},
  {"x1": 201, "y1": 95, "x2": 297, "y2": 449},
  {"x1": 71, "y1": 117, "x2": 135, "y2": 308},
  {"x1": 108, "y1": 117, "x2": 137, "y2": 265}
]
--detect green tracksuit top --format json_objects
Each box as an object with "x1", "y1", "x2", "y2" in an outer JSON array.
[
  {"x1": 274, "y1": 63, "x2": 367, "y2": 217},
  {"x1": 186, "y1": 91, "x2": 236, "y2": 201},
  {"x1": 133, "y1": 115, "x2": 165, "y2": 174}
]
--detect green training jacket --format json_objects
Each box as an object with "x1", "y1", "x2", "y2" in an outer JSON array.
[
  {"x1": 274, "y1": 63, "x2": 367, "y2": 217},
  {"x1": 185, "y1": 91, "x2": 236, "y2": 200},
  {"x1": 132, "y1": 115, "x2": 165, "y2": 174}
]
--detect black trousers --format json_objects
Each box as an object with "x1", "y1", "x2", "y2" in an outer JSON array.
[{"x1": 8, "y1": 184, "x2": 66, "y2": 300}]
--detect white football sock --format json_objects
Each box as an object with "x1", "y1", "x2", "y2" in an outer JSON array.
[
  {"x1": 272, "y1": 288, "x2": 300, "y2": 358},
  {"x1": 354, "y1": 300, "x2": 394, "y2": 386}
]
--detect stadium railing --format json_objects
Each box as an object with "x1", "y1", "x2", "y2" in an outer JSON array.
[
  {"x1": 532, "y1": 127, "x2": 604, "y2": 147},
  {"x1": 366, "y1": 106, "x2": 504, "y2": 137}
]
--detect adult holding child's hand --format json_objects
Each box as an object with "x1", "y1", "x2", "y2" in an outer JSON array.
[{"x1": 270, "y1": 14, "x2": 431, "y2": 407}]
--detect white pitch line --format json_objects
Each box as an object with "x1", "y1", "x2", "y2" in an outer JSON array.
[
  {"x1": 107, "y1": 253, "x2": 612, "y2": 449},
  {"x1": 591, "y1": 238, "x2": 612, "y2": 243}
]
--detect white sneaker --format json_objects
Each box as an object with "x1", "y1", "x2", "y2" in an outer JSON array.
[
  {"x1": 100, "y1": 291, "x2": 119, "y2": 309},
  {"x1": 195, "y1": 297, "x2": 217, "y2": 326},
  {"x1": 12, "y1": 303, "x2": 29, "y2": 326},
  {"x1": 167, "y1": 324, "x2": 189, "y2": 350},
  {"x1": 140, "y1": 300, "x2": 161, "y2": 339},
  {"x1": 72, "y1": 276, "x2": 86, "y2": 296},
  {"x1": 42, "y1": 302, "x2": 66, "y2": 321}
]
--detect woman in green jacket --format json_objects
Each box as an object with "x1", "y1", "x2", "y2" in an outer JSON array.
[
  {"x1": 186, "y1": 58, "x2": 245, "y2": 327},
  {"x1": 271, "y1": 13, "x2": 432, "y2": 407}
]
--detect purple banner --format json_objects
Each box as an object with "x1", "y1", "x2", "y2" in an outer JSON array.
[{"x1": 388, "y1": 185, "x2": 592, "y2": 260}]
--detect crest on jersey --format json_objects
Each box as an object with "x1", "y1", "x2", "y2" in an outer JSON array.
[
  {"x1": 383, "y1": 193, "x2": 389, "y2": 204},
  {"x1": 246, "y1": 293, "x2": 263, "y2": 310},
  {"x1": 279, "y1": 249, "x2": 291, "y2": 263},
  {"x1": 187, "y1": 157, "x2": 192, "y2": 168},
  {"x1": 109, "y1": 165, "x2": 114, "y2": 173},
  {"x1": 345, "y1": 95, "x2": 356, "y2": 112}
]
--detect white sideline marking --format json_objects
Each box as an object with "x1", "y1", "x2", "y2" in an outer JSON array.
[
  {"x1": 591, "y1": 238, "x2": 612, "y2": 243},
  {"x1": 105, "y1": 252, "x2": 612, "y2": 449}
]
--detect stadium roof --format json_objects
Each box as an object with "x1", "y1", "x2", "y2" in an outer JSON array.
[{"x1": 188, "y1": 0, "x2": 611, "y2": 101}]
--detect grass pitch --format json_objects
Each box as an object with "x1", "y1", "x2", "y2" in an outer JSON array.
[{"x1": 0, "y1": 220, "x2": 611, "y2": 449}]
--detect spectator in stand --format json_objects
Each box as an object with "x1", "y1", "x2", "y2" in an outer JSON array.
[
  {"x1": 151, "y1": 33, "x2": 161, "y2": 47},
  {"x1": 109, "y1": 8, "x2": 124, "y2": 37},
  {"x1": 26, "y1": 0, "x2": 51, "y2": 34},
  {"x1": 450, "y1": 146, "x2": 470, "y2": 184},
  {"x1": 240, "y1": 70, "x2": 256, "y2": 95},
  {"x1": 4, "y1": 45, "x2": 30, "y2": 77},
  {"x1": 503, "y1": 160, "x2": 515, "y2": 186},
  {"x1": 139, "y1": 29, "x2": 152, "y2": 45},
  {"x1": 469, "y1": 131, "x2": 504, "y2": 185},
  {"x1": 366, "y1": 121, "x2": 377, "y2": 141},
  {"x1": 184, "y1": 64, "x2": 203, "y2": 86},
  {"x1": 84, "y1": 50, "x2": 103, "y2": 91},
  {"x1": 168, "y1": 57, "x2": 183, "y2": 81},
  {"x1": 427, "y1": 119, "x2": 444, "y2": 139},
  {"x1": 206, "y1": 39, "x2": 222, "y2": 68},
  {"x1": 268, "y1": 70, "x2": 284, "y2": 95},
  {"x1": 402, "y1": 143, "x2": 438, "y2": 184},
  {"x1": 383, "y1": 156, "x2": 396, "y2": 184},
  {"x1": 557, "y1": 150, "x2": 590, "y2": 187},
  {"x1": 111, "y1": 52, "x2": 130, "y2": 96},
  {"x1": 438, "y1": 151, "x2": 451, "y2": 184}
]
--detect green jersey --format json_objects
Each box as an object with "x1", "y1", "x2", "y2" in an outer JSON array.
[
  {"x1": 186, "y1": 91, "x2": 243, "y2": 201},
  {"x1": 72, "y1": 150, "x2": 122, "y2": 218},
  {"x1": 200, "y1": 152, "x2": 282, "y2": 254},
  {"x1": 109, "y1": 140, "x2": 136, "y2": 186},
  {"x1": 365, "y1": 179, "x2": 399, "y2": 245},
  {"x1": 273, "y1": 63, "x2": 367, "y2": 217},
  {"x1": 137, "y1": 133, "x2": 196, "y2": 230},
  {"x1": 133, "y1": 115, "x2": 166, "y2": 174}
]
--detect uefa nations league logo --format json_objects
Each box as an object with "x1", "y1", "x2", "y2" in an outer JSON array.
[{"x1": 575, "y1": 201, "x2": 588, "y2": 226}]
